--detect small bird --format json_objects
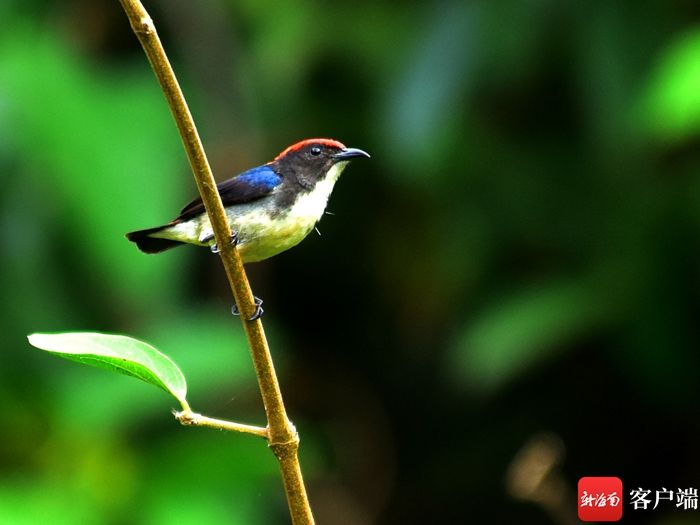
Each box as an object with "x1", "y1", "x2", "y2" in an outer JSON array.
[{"x1": 126, "y1": 138, "x2": 370, "y2": 261}]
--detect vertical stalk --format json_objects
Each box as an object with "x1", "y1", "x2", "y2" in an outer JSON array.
[{"x1": 118, "y1": 2, "x2": 314, "y2": 523}]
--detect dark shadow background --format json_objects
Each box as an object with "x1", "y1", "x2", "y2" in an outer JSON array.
[{"x1": 2, "y1": 1, "x2": 700, "y2": 523}]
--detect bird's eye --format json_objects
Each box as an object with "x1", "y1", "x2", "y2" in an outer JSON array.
[{"x1": 310, "y1": 146, "x2": 322, "y2": 156}]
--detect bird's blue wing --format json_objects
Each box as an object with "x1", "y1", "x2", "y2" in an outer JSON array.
[{"x1": 177, "y1": 165, "x2": 282, "y2": 221}]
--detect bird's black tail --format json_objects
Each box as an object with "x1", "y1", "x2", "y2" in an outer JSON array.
[{"x1": 126, "y1": 225, "x2": 185, "y2": 254}]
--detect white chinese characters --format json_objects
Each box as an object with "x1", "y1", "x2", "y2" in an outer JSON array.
[{"x1": 629, "y1": 487, "x2": 699, "y2": 511}]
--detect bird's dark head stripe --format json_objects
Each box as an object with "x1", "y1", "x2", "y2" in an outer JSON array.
[{"x1": 273, "y1": 138, "x2": 346, "y2": 161}]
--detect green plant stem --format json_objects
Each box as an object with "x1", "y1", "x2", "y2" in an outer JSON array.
[
  {"x1": 117, "y1": 2, "x2": 314, "y2": 523},
  {"x1": 174, "y1": 410, "x2": 269, "y2": 439}
]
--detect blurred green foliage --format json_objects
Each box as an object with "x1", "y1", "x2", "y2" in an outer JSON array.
[
  {"x1": 3, "y1": 1, "x2": 700, "y2": 524},
  {"x1": 639, "y1": 27, "x2": 700, "y2": 141}
]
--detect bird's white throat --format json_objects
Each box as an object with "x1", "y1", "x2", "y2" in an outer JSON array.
[{"x1": 287, "y1": 160, "x2": 348, "y2": 224}]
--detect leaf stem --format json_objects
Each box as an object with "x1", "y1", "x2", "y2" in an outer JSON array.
[
  {"x1": 174, "y1": 410, "x2": 269, "y2": 439},
  {"x1": 117, "y1": 2, "x2": 314, "y2": 523}
]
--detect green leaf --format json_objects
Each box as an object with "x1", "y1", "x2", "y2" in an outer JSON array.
[{"x1": 27, "y1": 332, "x2": 188, "y2": 410}]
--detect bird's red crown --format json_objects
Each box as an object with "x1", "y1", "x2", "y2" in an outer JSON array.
[{"x1": 274, "y1": 138, "x2": 346, "y2": 161}]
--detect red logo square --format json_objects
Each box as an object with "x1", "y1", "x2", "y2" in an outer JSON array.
[{"x1": 578, "y1": 477, "x2": 623, "y2": 522}]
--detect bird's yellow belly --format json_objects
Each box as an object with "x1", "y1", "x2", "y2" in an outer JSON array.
[{"x1": 232, "y1": 210, "x2": 316, "y2": 263}]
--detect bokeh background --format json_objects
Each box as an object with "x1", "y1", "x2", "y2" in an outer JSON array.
[{"x1": 2, "y1": 0, "x2": 700, "y2": 523}]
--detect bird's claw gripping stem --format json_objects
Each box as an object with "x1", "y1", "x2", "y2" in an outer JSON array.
[
  {"x1": 210, "y1": 231, "x2": 239, "y2": 254},
  {"x1": 232, "y1": 296, "x2": 264, "y2": 321}
]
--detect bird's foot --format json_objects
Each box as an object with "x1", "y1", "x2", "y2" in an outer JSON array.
[
  {"x1": 232, "y1": 296, "x2": 264, "y2": 321},
  {"x1": 209, "y1": 231, "x2": 239, "y2": 254}
]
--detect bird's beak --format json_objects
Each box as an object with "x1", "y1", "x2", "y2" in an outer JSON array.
[{"x1": 334, "y1": 147, "x2": 371, "y2": 162}]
